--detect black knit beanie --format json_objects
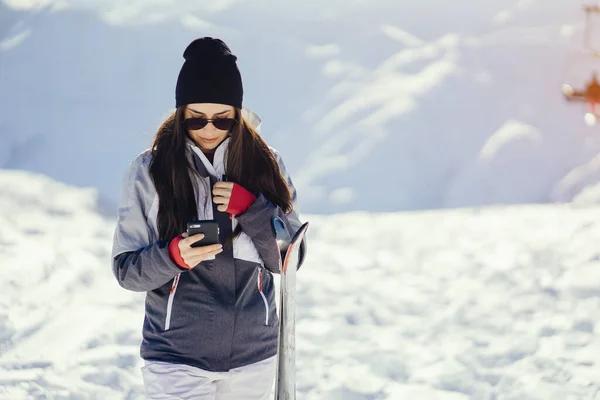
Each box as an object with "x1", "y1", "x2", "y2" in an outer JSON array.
[{"x1": 175, "y1": 37, "x2": 243, "y2": 109}]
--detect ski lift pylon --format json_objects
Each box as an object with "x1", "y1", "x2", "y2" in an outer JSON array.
[
  {"x1": 584, "y1": 4, "x2": 600, "y2": 52},
  {"x1": 559, "y1": 5, "x2": 600, "y2": 125}
]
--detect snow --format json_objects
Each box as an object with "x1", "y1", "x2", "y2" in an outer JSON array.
[
  {"x1": 3, "y1": 170, "x2": 600, "y2": 399},
  {"x1": 552, "y1": 152, "x2": 600, "y2": 205},
  {"x1": 0, "y1": 29, "x2": 31, "y2": 51},
  {"x1": 445, "y1": 121, "x2": 556, "y2": 207},
  {"x1": 4, "y1": 1, "x2": 600, "y2": 397},
  {"x1": 571, "y1": 183, "x2": 600, "y2": 205}
]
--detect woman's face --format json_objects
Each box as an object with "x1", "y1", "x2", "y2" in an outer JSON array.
[{"x1": 184, "y1": 103, "x2": 236, "y2": 152}]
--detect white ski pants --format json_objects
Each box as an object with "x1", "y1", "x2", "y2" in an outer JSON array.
[{"x1": 141, "y1": 356, "x2": 277, "y2": 400}]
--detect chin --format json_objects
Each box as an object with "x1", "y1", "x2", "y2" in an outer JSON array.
[
  {"x1": 194, "y1": 136, "x2": 226, "y2": 152},
  {"x1": 201, "y1": 144, "x2": 219, "y2": 151}
]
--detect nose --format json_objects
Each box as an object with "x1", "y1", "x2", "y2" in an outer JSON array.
[{"x1": 202, "y1": 122, "x2": 219, "y2": 134}]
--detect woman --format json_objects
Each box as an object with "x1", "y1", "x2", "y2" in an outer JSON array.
[{"x1": 111, "y1": 37, "x2": 307, "y2": 399}]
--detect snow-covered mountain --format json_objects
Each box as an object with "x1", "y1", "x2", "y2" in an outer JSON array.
[
  {"x1": 2, "y1": 170, "x2": 600, "y2": 399},
  {"x1": 3, "y1": 1, "x2": 600, "y2": 214}
]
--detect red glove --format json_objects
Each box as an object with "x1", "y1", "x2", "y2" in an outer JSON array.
[
  {"x1": 168, "y1": 234, "x2": 192, "y2": 270},
  {"x1": 226, "y1": 183, "x2": 257, "y2": 216}
]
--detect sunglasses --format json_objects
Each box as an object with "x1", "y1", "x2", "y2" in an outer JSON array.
[{"x1": 183, "y1": 117, "x2": 237, "y2": 131}]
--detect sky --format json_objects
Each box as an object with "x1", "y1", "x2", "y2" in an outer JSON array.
[{"x1": 2, "y1": 0, "x2": 600, "y2": 215}]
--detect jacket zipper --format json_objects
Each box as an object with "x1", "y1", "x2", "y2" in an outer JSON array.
[
  {"x1": 257, "y1": 267, "x2": 269, "y2": 326},
  {"x1": 164, "y1": 273, "x2": 181, "y2": 331}
]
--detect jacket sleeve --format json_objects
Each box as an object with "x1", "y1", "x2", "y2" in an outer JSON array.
[
  {"x1": 235, "y1": 149, "x2": 307, "y2": 274},
  {"x1": 111, "y1": 152, "x2": 183, "y2": 292}
]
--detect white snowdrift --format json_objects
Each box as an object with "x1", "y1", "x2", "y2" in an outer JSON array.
[
  {"x1": 552, "y1": 153, "x2": 600, "y2": 206},
  {"x1": 445, "y1": 121, "x2": 558, "y2": 207},
  {"x1": 2, "y1": 171, "x2": 600, "y2": 399}
]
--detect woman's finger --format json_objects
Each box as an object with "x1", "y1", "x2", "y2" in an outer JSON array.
[
  {"x1": 213, "y1": 196, "x2": 229, "y2": 205},
  {"x1": 187, "y1": 247, "x2": 223, "y2": 266},
  {"x1": 213, "y1": 182, "x2": 234, "y2": 191},
  {"x1": 190, "y1": 243, "x2": 223, "y2": 256},
  {"x1": 217, "y1": 204, "x2": 228, "y2": 212},
  {"x1": 181, "y1": 233, "x2": 204, "y2": 247},
  {"x1": 207, "y1": 248, "x2": 224, "y2": 257},
  {"x1": 212, "y1": 188, "x2": 232, "y2": 198},
  {"x1": 197, "y1": 246, "x2": 224, "y2": 259}
]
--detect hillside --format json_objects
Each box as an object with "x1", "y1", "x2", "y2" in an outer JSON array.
[{"x1": 1, "y1": 170, "x2": 600, "y2": 398}]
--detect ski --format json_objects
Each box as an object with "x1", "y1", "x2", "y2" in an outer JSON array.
[{"x1": 271, "y1": 216, "x2": 309, "y2": 400}]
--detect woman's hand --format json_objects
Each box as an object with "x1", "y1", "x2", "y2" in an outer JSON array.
[
  {"x1": 177, "y1": 232, "x2": 223, "y2": 269},
  {"x1": 213, "y1": 182, "x2": 257, "y2": 215},
  {"x1": 212, "y1": 181, "x2": 234, "y2": 212}
]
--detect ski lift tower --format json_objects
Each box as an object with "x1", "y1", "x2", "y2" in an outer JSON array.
[
  {"x1": 584, "y1": 5, "x2": 600, "y2": 53},
  {"x1": 561, "y1": 5, "x2": 600, "y2": 125}
]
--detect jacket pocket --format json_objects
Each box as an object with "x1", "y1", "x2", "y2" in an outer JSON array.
[
  {"x1": 164, "y1": 273, "x2": 181, "y2": 331},
  {"x1": 257, "y1": 267, "x2": 269, "y2": 326}
]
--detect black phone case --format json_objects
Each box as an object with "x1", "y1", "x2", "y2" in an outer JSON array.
[{"x1": 187, "y1": 220, "x2": 220, "y2": 247}]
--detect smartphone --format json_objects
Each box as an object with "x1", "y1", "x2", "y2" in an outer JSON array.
[{"x1": 186, "y1": 220, "x2": 220, "y2": 248}]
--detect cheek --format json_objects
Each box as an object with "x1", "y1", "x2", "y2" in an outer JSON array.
[{"x1": 187, "y1": 130, "x2": 206, "y2": 144}]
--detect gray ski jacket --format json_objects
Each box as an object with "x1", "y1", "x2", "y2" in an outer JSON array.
[{"x1": 111, "y1": 136, "x2": 306, "y2": 372}]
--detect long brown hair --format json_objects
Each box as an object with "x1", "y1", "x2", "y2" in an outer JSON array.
[{"x1": 149, "y1": 106, "x2": 293, "y2": 242}]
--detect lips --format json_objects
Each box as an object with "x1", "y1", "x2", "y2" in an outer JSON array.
[{"x1": 202, "y1": 137, "x2": 218, "y2": 143}]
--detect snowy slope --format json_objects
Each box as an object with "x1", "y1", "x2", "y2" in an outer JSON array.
[
  {"x1": 0, "y1": 170, "x2": 146, "y2": 398},
  {"x1": 3, "y1": 0, "x2": 600, "y2": 214},
  {"x1": 3, "y1": 171, "x2": 600, "y2": 399}
]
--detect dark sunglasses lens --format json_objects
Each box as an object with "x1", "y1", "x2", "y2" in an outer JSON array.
[
  {"x1": 213, "y1": 118, "x2": 236, "y2": 131},
  {"x1": 184, "y1": 118, "x2": 208, "y2": 130}
]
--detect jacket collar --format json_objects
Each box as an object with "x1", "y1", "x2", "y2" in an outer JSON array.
[{"x1": 186, "y1": 137, "x2": 230, "y2": 180}]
